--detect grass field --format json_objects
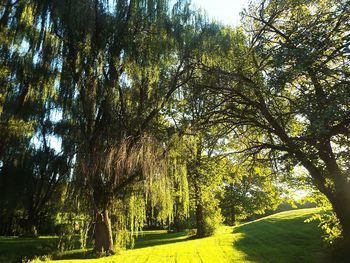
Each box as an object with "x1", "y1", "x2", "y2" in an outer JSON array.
[{"x1": 0, "y1": 208, "x2": 329, "y2": 263}]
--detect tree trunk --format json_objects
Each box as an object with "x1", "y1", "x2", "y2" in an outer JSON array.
[
  {"x1": 332, "y1": 182, "x2": 350, "y2": 244},
  {"x1": 299, "y1": 155, "x2": 350, "y2": 246},
  {"x1": 334, "y1": 203, "x2": 350, "y2": 243},
  {"x1": 230, "y1": 208, "x2": 236, "y2": 226},
  {"x1": 94, "y1": 210, "x2": 114, "y2": 254},
  {"x1": 329, "y1": 188, "x2": 350, "y2": 260},
  {"x1": 194, "y1": 184, "x2": 205, "y2": 238},
  {"x1": 21, "y1": 213, "x2": 38, "y2": 237},
  {"x1": 195, "y1": 201, "x2": 205, "y2": 237}
]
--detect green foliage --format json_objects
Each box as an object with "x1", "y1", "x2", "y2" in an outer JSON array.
[
  {"x1": 304, "y1": 193, "x2": 343, "y2": 246},
  {"x1": 55, "y1": 212, "x2": 92, "y2": 251},
  {"x1": 306, "y1": 211, "x2": 342, "y2": 246},
  {"x1": 220, "y1": 149, "x2": 281, "y2": 225},
  {"x1": 201, "y1": 204, "x2": 223, "y2": 237},
  {"x1": 196, "y1": 157, "x2": 226, "y2": 236}
]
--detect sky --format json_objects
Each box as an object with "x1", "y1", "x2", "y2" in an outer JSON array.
[{"x1": 190, "y1": 0, "x2": 249, "y2": 26}]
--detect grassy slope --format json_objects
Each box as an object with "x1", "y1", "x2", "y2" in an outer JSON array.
[
  {"x1": 232, "y1": 208, "x2": 326, "y2": 263},
  {"x1": 1, "y1": 208, "x2": 328, "y2": 263}
]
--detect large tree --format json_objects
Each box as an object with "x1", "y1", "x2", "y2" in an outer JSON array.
[
  {"x1": 0, "y1": 0, "x2": 206, "y2": 253},
  {"x1": 203, "y1": 0, "x2": 350, "y2": 245}
]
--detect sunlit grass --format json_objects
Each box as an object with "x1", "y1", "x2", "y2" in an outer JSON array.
[
  {"x1": 1, "y1": 208, "x2": 328, "y2": 263},
  {"x1": 44, "y1": 229, "x2": 250, "y2": 263}
]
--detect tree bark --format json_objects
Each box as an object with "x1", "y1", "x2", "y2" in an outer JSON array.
[
  {"x1": 94, "y1": 210, "x2": 114, "y2": 254},
  {"x1": 334, "y1": 203, "x2": 350, "y2": 243},
  {"x1": 230, "y1": 207, "x2": 236, "y2": 226},
  {"x1": 20, "y1": 210, "x2": 38, "y2": 237},
  {"x1": 332, "y1": 180, "x2": 350, "y2": 244},
  {"x1": 328, "y1": 183, "x2": 350, "y2": 260},
  {"x1": 194, "y1": 184, "x2": 205, "y2": 238}
]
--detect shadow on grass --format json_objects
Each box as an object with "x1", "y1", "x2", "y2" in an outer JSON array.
[
  {"x1": 0, "y1": 236, "x2": 59, "y2": 263},
  {"x1": 133, "y1": 231, "x2": 190, "y2": 248},
  {"x1": 51, "y1": 249, "x2": 97, "y2": 260},
  {"x1": 0, "y1": 231, "x2": 192, "y2": 262},
  {"x1": 232, "y1": 211, "x2": 329, "y2": 263},
  {"x1": 53, "y1": 231, "x2": 191, "y2": 260}
]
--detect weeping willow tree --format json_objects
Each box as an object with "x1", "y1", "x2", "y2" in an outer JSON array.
[
  {"x1": 57, "y1": 0, "x2": 204, "y2": 253},
  {"x1": 0, "y1": 0, "x2": 208, "y2": 253},
  {"x1": 75, "y1": 136, "x2": 174, "y2": 252}
]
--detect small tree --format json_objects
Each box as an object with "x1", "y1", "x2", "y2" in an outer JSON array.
[{"x1": 220, "y1": 158, "x2": 281, "y2": 225}]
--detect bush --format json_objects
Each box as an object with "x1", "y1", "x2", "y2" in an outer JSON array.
[
  {"x1": 305, "y1": 211, "x2": 342, "y2": 246},
  {"x1": 203, "y1": 208, "x2": 222, "y2": 236}
]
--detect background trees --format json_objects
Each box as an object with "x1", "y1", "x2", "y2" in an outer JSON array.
[
  {"x1": 0, "y1": 0, "x2": 70, "y2": 237},
  {"x1": 220, "y1": 158, "x2": 281, "y2": 225}
]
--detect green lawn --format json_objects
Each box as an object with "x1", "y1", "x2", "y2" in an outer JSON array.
[{"x1": 0, "y1": 208, "x2": 329, "y2": 263}]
